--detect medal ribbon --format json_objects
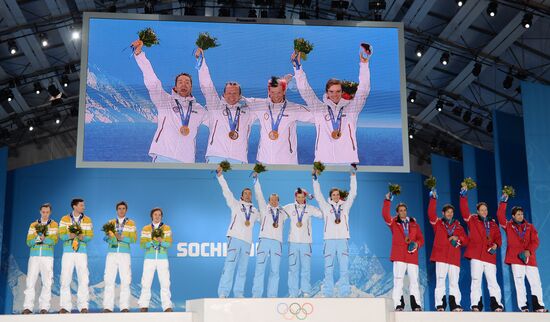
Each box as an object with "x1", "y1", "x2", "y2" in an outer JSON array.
[
  {"x1": 444, "y1": 220, "x2": 457, "y2": 237},
  {"x1": 226, "y1": 105, "x2": 241, "y2": 133},
  {"x1": 401, "y1": 219, "x2": 410, "y2": 238},
  {"x1": 331, "y1": 204, "x2": 342, "y2": 222},
  {"x1": 116, "y1": 217, "x2": 128, "y2": 234},
  {"x1": 175, "y1": 99, "x2": 193, "y2": 127},
  {"x1": 295, "y1": 204, "x2": 306, "y2": 224},
  {"x1": 270, "y1": 207, "x2": 280, "y2": 225},
  {"x1": 483, "y1": 218, "x2": 491, "y2": 240},
  {"x1": 511, "y1": 222, "x2": 528, "y2": 241},
  {"x1": 327, "y1": 105, "x2": 344, "y2": 133},
  {"x1": 242, "y1": 204, "x2": 253, "y2": 222},
  {"x1": 268, "y1": 101, "x2": 287, "y2": 133}
]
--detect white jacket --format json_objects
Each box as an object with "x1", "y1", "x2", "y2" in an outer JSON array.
[
  {"x1": 217, "y1": 175, "x2": 259, "y2": 244},
  {"x1": 199, "y1": 60, "x2": 256, "y2": 163},
  {"x1": 246, "y1": 98, "x2": 314, "y2": 164},
  {"x1": 283, "y1": 202, "x2": 322, "y2": 244},
  {"x1": 312, "y1": 175, "x2": 357, "y2": 239},
  {"x1": 253, "y1": 178, "x2": 286, "y2": 242},
  {"x1": 135, "y1": 52, "x2": 206, "y2": 163},
  {"x1": 294, "y1": 62, "x2": 370, "y2": 164}
]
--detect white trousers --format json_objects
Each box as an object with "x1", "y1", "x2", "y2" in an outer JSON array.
[
  {"x1": 434, "y1": 262, "x2": 461, "y2": 307},
  {"x1": 103, "y1": 253, "x2": 132, "y2": 311},
  {"x1": 138, "y1": 259, "x2": 172, "y2": 310},
  {"x1": 470, "y1": 259, "x2": 502, "y2": 308},
  {"x1": 392, "y1": 261, "x2": 421, "y2": 308},
  {"x1": 23, "y1": 256, "x2": 54, "y2": 311},
  {"x1": 60, "y1": 253, "x2": 89, "y2": 311},
  {"x1": 511, "y1": 264, "x2": 545, "y2": 309}
]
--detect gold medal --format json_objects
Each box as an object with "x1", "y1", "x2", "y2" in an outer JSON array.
[
  {"x1": 268, "y1": 130, "x2": 279, "y2": 140},
  {"x1": 229, "y1": 130, "x2": 239, "y2": 140},
  {"x1": 331, "y1": 130, "x2": 341, "y2": 139},
  {"x1": 273, "y1": 222, "x2": 279, "y2": 228},
  {"x1": 405, "y1": 237, "x2": 411, "y2": 244},
  {"x1": 335, "y1": 218, "x2": 341, "y2": 224},
  {"x1": 296, "y1": 221, "x2": 303, "y2": 228},
  {"x1": 245, "y1": 220, "x2": 250, "y2": 227},
  {"x1": 179, "y1": 125, "x2": 190, "y2": 136}
]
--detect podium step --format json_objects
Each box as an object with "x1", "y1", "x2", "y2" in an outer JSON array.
[{"x1": 0, "y1": 312, "x2": 192, "y2": 322}]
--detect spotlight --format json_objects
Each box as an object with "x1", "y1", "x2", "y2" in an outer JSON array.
[
  {"x1": 8, "y1": 40, "x2": 18, "y2": 55},
  {"x1": 436, "y1": 100, "x2": 444, "y2": 112},
  {"x1": 2, "y1": 88, "x2": 14, "y2": 102},
  {"x1": 456, "y1": 0, "x2": 465, "y2": 6},
  {"x1": 487, "y1": 1, "x2": 497, "y2": 17},
  {"x1": 34, "y1": 82, "x2": 43, "y2": 95},
  {"x1": 472, "y1": 63, "x2": 482, "y2": 77},
  {"x1": 503, "y1": 74, "x2": 514, "y2": 89},
  {"x1": 61, "y1": 75, "x2": 69, "y2": 87},
  {"x1": 54, "y1": 113, "x2": 61, "y2": 125},
  {"x1": 369, "y1": 0, "x2": 386, "y2": 10},
  {"x1": 472, "y1": 116, "x2": 483, "y2": 127},
  {"x1": 39, "y1": 33, "x2": 48, "y2": 47},
  {"x1": 415, "y1": 44, "x2": 424, "y2": 58},
  {"x1": 71, "y1": 29, "x2": 80, "y2": 40},
  {"x1": 408, "y1": 126, "x2": 416, "y2": 139},
  {"x1": 47, "y1": 84, "x2": 61, "y2": 98},
  {"x1": 440, "y1": 52, "x2": 450, "y2": 66},
  {"x1": 27, "y1": 120, "x2": 35, "y2": 132},
  {"x1": 462, "y1": 110, "x2": 472, "y2": 123},
  {"x1": 408, "y1": 91, "x2": 417, "y2": 103},
  {"x1": 522, "y1": 13, "x2": 533, "y2": 29}
]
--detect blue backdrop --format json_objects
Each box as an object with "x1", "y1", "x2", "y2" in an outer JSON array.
[{"x1": 0, "y1": 157, "x2": 428, "y2": 313}]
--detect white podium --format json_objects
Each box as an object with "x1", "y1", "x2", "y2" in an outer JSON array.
[{"x1": 186, "y1": 298, "x2": 394, "y2": 322}]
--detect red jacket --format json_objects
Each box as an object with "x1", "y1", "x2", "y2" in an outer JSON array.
[
  {"x1": 459, "y1": 196, "x2": 503, "y2": 265},
  {"x1": 382, "y1": 199, "x2": 425, "y2": 265},
  {"x1": 427, "y1": 198, "x2": 469, "y2": 267},
  {"x1": 496, "y1": 204, "x2": 539, "y2": 267}
]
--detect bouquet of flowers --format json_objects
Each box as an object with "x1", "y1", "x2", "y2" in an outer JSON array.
[
  {"x1": 339, "y1": 189, "x2": 349, "y2": 200},
  {"x1": 196, "y1": 32, "x2": 220, "y2": 50},
  {"x1": 152, "y1": 227, "x2": 164, "y2": 240},
  {"x1": 219, "y1": 160, "x2": 232, "y2": 172},
  {"x1": 102, "y1": 221, "x2": 116, "y2": 236},
  {"x1": 68, "y1": 223, "x2": 82, "y2": 236},
  {"x1": 294, "y1": 38, "x2": 314, "y2": 60},
  {"x1": 313, "y1": 161, "x2": 325, "y2": 174},
  {"x1": 462, "y1": 177, "x2": 477, "y2": 190},
  {"x1": 138, "y1": 27, "x2": 160, "y2": 47},
  {"x1": 502, "y1": 185, "x2": 516, "y2": 198},
  {"x1": 253, "y1": 162, "x2": 267, "y2": 174},
  {"x1": 34, "y1": 223, "x2": 48, "y2": 236},
  {"x1": 341, "y1": 80, "x2": 358, "y2": 100},
  {"x1": 424, "y1": 176, "x2": 437, "y2": 190},
  {"x1": 389, "y1": 183, "x2": 401, "y2": 196}
]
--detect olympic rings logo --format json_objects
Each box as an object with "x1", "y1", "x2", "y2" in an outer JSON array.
[{"x1": 277, "y1": 302, "x2": 314, "y2": 320}]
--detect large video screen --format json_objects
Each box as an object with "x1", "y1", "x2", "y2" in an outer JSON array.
[{"x1": 77, "y1": 13, "x2": 409, "y2": 171}]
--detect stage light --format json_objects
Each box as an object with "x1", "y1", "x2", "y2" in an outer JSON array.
[
  {"x1": 61, "y1": 75, "x2": 70, "y2": 87},
  {"x1": 452, "y1": 106, "x2": 462, "y2": 116},
  {"x1": 34, "y1": 82, "x2": 42, "y2": 95},
  {"x1": 522, "y1": 13, "x2": 533, "y2": 28},
  {"x1": 462, "y1": 110, "x2": 472, "y2": 123},
  {"x1": 472, "y1": 116, "x2": 483, "y2": 127},
  {"x1": 8, "y1": 40, "x2": 18, "y2": 55},
  {"x1": 472, "y1": 63, "x2": 482, "y2": 77},
  {"x1": 27, "y1": 120, "x2": 35, "y2": 132},
  {"x1": 456, "y1": 0, "x2": 465, "y2": 7},
  {"x1": 503, "y1": 74, "x2": 514, "y2": 89},
  {"x1": 71, "y1": 29, "x2": 80, "y2": 40},
  {"x1": 440, "y1": 52, "x2": 449, "y2": 66},
  {"x1": 408, "y1": 91, "x2": 417, "y2": 103},
  {"x1": 436, "y1": 100, "x2": 443, "y2": 112},
  {"x1": 415, "y1": 44, "x2": 424, "y2": 58},
  {"x1": 408, "y1": 127, "x2": 416, "y2": 139},
  {"x1": 39, "y1": 33, "x2": 48, "y2": 47},
  {"x1": 487, "y1": 1, "x2": 497, "y2": 17}
]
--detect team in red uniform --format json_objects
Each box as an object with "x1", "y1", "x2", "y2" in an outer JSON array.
[
  {"x1": 496, "y1": 193, "x2": 547, "y2": 312},
  {"x1": 459, "y1": 184, "x2": 504, "y2": 312},
  {"x1": 382, "y1": 192, "x2": 424, "y2": 311},
  {"x1": 427, "y1": 190, "x2": 468, "y2": 311}
]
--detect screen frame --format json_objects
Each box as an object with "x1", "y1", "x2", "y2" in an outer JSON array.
[{"x1": 77, "y1": 12, "x2": 410, "y2": 173}]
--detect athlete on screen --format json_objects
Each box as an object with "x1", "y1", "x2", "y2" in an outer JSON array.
[
  {"x1": 132, "y1": 39, "x2": 207, "y2": 163},
  {"x1": 291, "y1": 44, "x2": 371, "y2": 164}
]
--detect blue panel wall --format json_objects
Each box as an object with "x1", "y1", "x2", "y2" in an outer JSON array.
[
  {"x1": 0, "y1": 148, "x2": 8, "y2": 311},
  {"x1": 493, "y1": 111, "x2": 532, "y2": 311},
  {"x1": 0, "y1": 157, "x2": 428, "y2": 313},
  {"x1": 521, "y1": 82, "x2": 550, "y2": 306}
]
